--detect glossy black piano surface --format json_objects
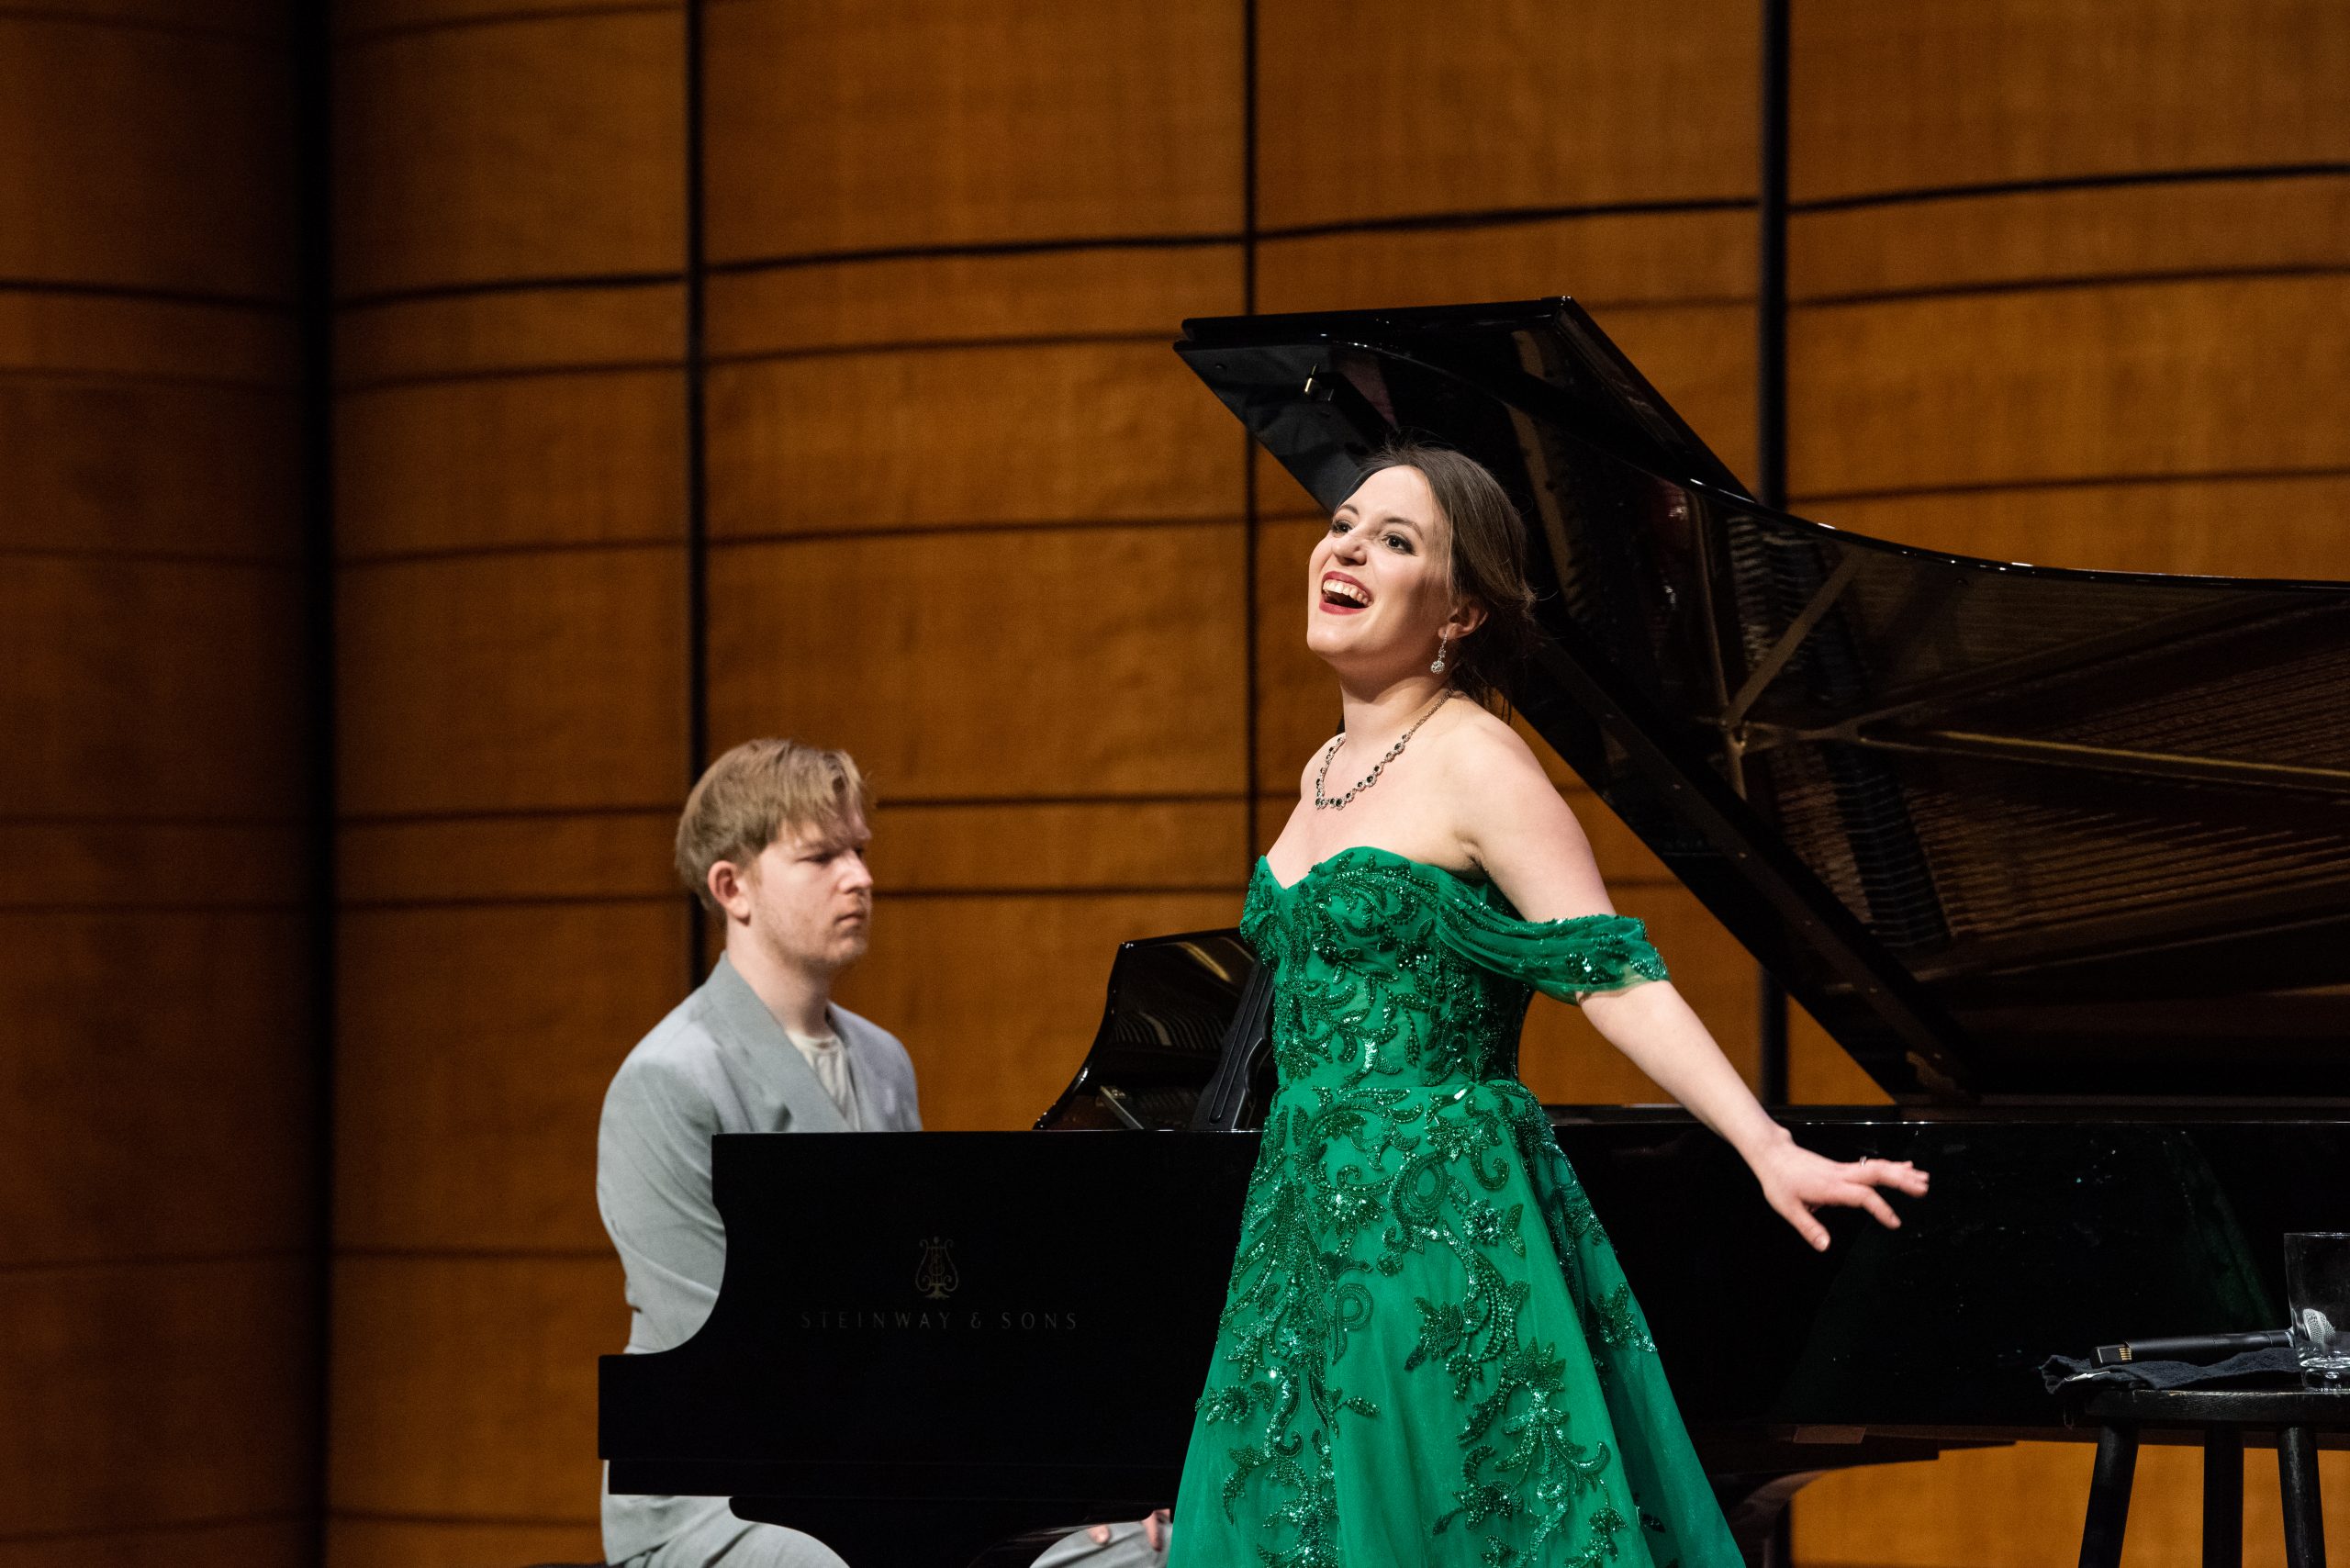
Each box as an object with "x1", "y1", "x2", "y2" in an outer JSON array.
[{"x1": 604, "y1": 300, "x2": 2350, "y2": 1565}]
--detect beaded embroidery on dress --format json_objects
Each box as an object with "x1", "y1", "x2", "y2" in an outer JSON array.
[{"x1": 1166, "y1": 846, "x2": 1741, "y2": 1568}]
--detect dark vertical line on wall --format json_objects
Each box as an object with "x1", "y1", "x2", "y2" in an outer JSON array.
[
  {"x1": 1240, "y1": 0, "x2": 1261, "y2": 865},
  {"x1": 685, "y1": 0, "x2": 711, "y2": 983},
  {"x1": 292, "y1": 4, "x2": 337, "y2": 1561},
  {"x1": 1755, "y1": 0, "x2": 1791, "y2": 1115}
]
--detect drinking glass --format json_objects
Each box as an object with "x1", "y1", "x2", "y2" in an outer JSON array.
[{"x1": 2286, "y1": 1232, "x2": 2350, "y2": 1389}]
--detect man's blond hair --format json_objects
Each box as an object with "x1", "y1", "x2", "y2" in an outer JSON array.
[{"x1": 676, "y1": 738, "x2": 872, "y2": 913}]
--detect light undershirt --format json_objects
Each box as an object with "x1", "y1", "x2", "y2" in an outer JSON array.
[{"x1": 784, "y1": 1025, "x2": 863, "y2": 1130}]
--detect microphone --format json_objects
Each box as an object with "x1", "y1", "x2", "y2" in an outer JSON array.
[{"x1": 2092, "y1": 1329, "x2": 2291, "y2": 1367}]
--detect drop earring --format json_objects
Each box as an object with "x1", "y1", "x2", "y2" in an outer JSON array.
[{"x1": 1430, "y1": 633, "x2": 1450, "y2": 675}]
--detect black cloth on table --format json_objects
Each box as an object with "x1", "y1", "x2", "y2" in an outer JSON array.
[{"x1": 2040, "y1": 1344, "x2": 2304, "y2": 1394}]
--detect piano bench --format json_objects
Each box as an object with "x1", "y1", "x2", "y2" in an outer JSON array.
[{"x1": 2074, "y1": 1386, "x2": 2347, "y2": 1568}]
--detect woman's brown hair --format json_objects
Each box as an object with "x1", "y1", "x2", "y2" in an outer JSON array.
[{"x1": 1351, "y1": 438, "x2": 1539, "y2": 709}]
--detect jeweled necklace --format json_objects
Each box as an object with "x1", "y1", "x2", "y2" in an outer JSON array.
[{"x1": 1313, "y1": 689, "x2": 1454, "y2": 811}]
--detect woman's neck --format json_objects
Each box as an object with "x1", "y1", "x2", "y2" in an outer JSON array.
[{"x1": 1336, "y1": 670, "x2": 1451, "y2": 751}]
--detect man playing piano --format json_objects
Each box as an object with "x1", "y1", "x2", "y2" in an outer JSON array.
[{"x1": 597, "y1": 739, "x2": 919, "y2": 1568}]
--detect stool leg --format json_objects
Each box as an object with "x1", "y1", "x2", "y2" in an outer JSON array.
[
  {"x1": 2078, "y1": 1422, "x2": 2140, "y2": 1568},
  {"x1": 2279, "y1": 1425, "x2": 2325, "y2": 1568},
  {"x1": 2202, "y1": 1426, "x2": 2242, "y2": 1568}
]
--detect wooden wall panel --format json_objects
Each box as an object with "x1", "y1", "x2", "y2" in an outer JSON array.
[
  {"x1": 1789, "y1": 274, "x2": 2350, "y2": 499},
  {"x1": 0, "y1": 821, "x2": 300, "y2": 907},
  {"x1": 33, "y1": 1, "x2": 285, "y2": 29},
  {"x1": 1258, "y1": 209, "x2": 1756, "y2": 314},
  {"x1": 47, "y1": 2, "x2": 282, "y2": 26},
  {"x1": 0, "y1": 10, "x2": 311, "y2": 1560},
  {"x1": 1795, "y1": 173, "x2": 2350, "y2": 301},
  {"x1": 0, "y1": 290, "x2": 293, "y2": 386},
  {"x1": 709, "y1": 246, "x2": 1244, "y2": 357},
  {"x1": 336, "y1": 281, "x2": 685, "y2": 386},
  {"x1": 0, "y1": 912, "x2": 310, "y2": 1261},
  {"x1": 708, "y1": 528, "x2": 1247, "y2": 800},
  {"x1": 0, "y1": 381, "x2": 299, "y2": 560},
  {"x1": 0, "y1": 1522, "x2": 312, "y2": 1568},
  {"x1": 317, "y1": 620, "x2": 692, "y2": 1484},
  {"x1": 0, "y1": 17, "x2": 293, "y2": 297},
  {"x1": 325, "y1": 1518, "x2": 604, "y2": 1568},
  {"x1": 1256, "y1": 0, "x2": 1756, "y2": 230},
  {"x1": 341, "y1": 0, "x2": 667, "y2": 33},
  {"x1": 707, "y1": 342, "x2": 1239, "y2": 538},
  {"x1": 336, "y1": 902, "x2": 686, "y2": 1251},
  {"x1": 1790, "y1": 0, "x2": 2350, "y2": 201},
  {"x1": 336, "y1": 549, "x2": 687, "y2": 815},
  {"x1": 329, "y1": 10, "x2": 691, "y2": 1558},
  {"x1": 329, "y1": 535, "x2": 684, "y2": 1563},
  {"x1": 0, "y1": 294, "x2": 297, "y2": 559},
  {"x1": 704, "y1": 0, "x2": 1244, "y2": 259},
  {"x1": 333, "y1": 8, "x2": 685, "y2": 298},
  {"x1": 338, "y1": 371, "x2": 687, "y2": 558},
  {"x1": 1, "y1": 559, "x2": 307, "y2": 817},
  {"x1": 839, "y1": 893, "x2": 1241, "y2": 1130},
  {"x1": 0, "y1": 1258, "x2": 314, "y2": 1540},
  {"x1": 870, "y1": 801, "x2": 1245, "y2": 893},
  {"x1": 340, "y1": 810, "x2": 677, "y2": 904},
  {"x1": 327, "y1": 1256, "x2": 622, "y2": 1522}
]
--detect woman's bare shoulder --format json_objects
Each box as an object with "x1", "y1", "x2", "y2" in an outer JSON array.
[
  {"x1": 1431, "y1": 700, "x2": 1546, "y2": 780},
  {"x1": 1431, "y1": 703, "x2": 1590, "y2": 862}
]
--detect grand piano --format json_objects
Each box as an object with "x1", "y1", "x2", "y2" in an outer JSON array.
[{"x1": 603, "y1": 300, "x2": 2350, "y2": 1567}]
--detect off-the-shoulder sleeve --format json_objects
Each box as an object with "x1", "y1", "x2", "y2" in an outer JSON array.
[{"x1": 1428, "y1": 875, "x2": 1668, "y2": 1003}]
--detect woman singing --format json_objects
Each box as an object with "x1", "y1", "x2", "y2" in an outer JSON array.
[{"x1": 1162, "y1": 441, "x2": 1929, "y2": 1567}]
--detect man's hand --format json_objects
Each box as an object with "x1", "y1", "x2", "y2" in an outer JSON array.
[
  {"x1": 1752, "y1": 1142, "x2": 1929, "y2": 1250},
  {"x1": 1089, "y1": 1508, "x2": 1169, "y2": 1552}
]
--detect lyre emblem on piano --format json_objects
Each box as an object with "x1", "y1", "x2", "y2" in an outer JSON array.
[{"x1": 914, "y1": 1236, "x2": 960, "y2": 1302}]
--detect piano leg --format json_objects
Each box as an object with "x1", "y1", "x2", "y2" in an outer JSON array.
[
  {"x1": 2278, "y1": 1425, "x2": 2325, "y2": 1568},
  {"x1": 2202, "y1": 1426, "x2": 2242, "y2": 1568},
  {"x1": 2076, "y1": 1421, "x2": 2139, "y2": 1568}
]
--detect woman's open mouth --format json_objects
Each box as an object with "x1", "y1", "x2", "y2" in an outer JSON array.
[{"x1": 1320, "y1": 573, "x2": 1371, "y2": 613}]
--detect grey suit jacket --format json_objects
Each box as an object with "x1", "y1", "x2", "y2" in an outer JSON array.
[{"x1": 599, "y1": 955, "x2": 920, "y2": 1562}]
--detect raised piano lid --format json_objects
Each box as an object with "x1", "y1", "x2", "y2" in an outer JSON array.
[{"x1": 1177, "y1": 299, "x2": 2350, "y2": 1103}]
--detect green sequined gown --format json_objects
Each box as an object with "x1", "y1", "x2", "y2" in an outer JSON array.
[{"x1": 1168, "y1": 846, "x2": 1741, "y2": 1568}]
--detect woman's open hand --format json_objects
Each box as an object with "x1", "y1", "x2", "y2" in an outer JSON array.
[{"x1": 1751, "y1": 1139, "x2": 1928, "y2": 1250}]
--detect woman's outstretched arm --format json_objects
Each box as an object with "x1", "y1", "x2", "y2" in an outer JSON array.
[{"x1": 1446, "y1": 721, "x2": 1929, "y2": 1249}]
